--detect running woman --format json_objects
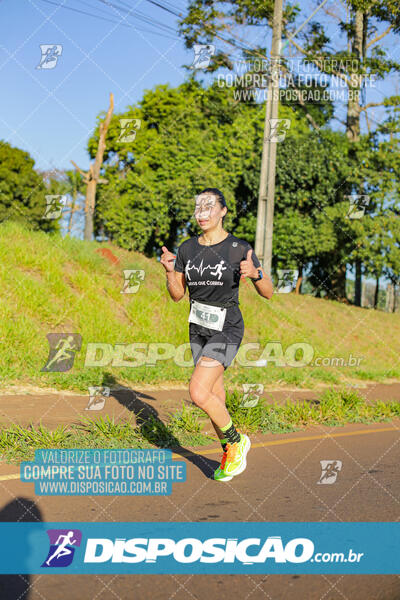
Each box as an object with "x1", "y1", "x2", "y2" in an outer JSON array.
[{"x1": 160, "y1": 188, "x2": 273, "y2": 481}]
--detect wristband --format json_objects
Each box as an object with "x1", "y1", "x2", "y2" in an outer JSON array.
[{"x1": 250, "y1": 269, "x2": 263, "y2": 282}]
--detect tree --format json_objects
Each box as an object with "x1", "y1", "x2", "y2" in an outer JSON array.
[
  {"x1": 234, "y1": 129, "x2": 355, "y2": 295},
  {"x1": 296, "y1": 1, "x2": 400, "y2": 302},
  {"x1": 89, "y1": 80, "x2": 270, "y2": 254},
  {"x1": 41, "y1": 168, "x2": 86, "y2": 235},
  {"x1": 0, "y1": 141, "x2": 57, "y2": 232},
  {"x1": 64, "y1": 170, "x2": 85, "y2": 235},
  {"x1": 178, "y1": 0, "x2": 400, "y2": 302},
  {"x1": 88, "y1": 77, "x2": 360, "y2": 283},
  {"x1": 72, "y1": 93, "x2": 114, "y2": 241}
]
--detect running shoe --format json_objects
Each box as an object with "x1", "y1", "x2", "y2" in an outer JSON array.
[
  {"x1": 214, "y1": 449, "x2": 233, "y2": 482},
  {"x1": 214, "y1": 433, "x2": 251, "y2": 481}
]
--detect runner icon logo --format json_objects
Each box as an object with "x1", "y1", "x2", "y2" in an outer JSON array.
[
  {"x1": 191, "y1": 44, "x2": 215, "y2": 69},
  {"x1": 118, "y1": 118, "x2": 141, "y2": 143},
  {"x1": 240, "y1": 383, "x2": 264, "y2": 408},
  {"x1": 276, "y1": 269, "x2": 297, "y2": 293},
  {"x1": 42, "y1": 529, "x2": 82, "y2": 568},
  {"x1": 41, "y1": 333, "x2": 82, "y2": 372},
  {"x1": 121, "y1": 269, "x2": 145, "y2": 293},
  {"x1": 36, "y1": 44, "x2": 63, "y2": 69},
  {"x1": 317, "y1": 460, "x2": 342, "y2": 484},
  {"x1": 43, "y1": 195, "x2": 67, "y2": 219},
  {"x1": 346, "y1": 195, "x2": 370, "y2": 219},
  {"x1": 86, "y1": 386, "x2": 111, "y2": 411}
]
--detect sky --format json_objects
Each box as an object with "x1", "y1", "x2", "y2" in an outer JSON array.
[{"x1": 0, "y1": 0, "x2": 191, "y2": 171}]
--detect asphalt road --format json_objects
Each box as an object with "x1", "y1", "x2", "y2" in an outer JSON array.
[{"x1": 0, "y1": 419, "x2": 399, "y2": 600}]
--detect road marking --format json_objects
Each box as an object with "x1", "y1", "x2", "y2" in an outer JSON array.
[
  {"x1": 0, "y1": 426, "x2": 398, "y2": 481},
  {"x1": 0, "y1": 473, "x2": 19, "y2": 481},
  {"x1": 173, "y1": 426, "x2": 400, "y2": 458}
]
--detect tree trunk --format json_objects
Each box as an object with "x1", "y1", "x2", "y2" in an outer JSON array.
[
  {"x1": 393, "y1": 285, "x2": 397, "y2": 313},
  {"x1": 295, "y1": 265, "x2": 303, "y2": 294},
  {"x1": 346, "y1": 10, "x2": 363, "y2": 143},
  {"x1": 334, "y1": 10, "x2": 364, "y2": 303},
  {"x1": 67, "y1": 189, "x2": 77, "y2": 235},
  {"x1": 329, "y1": 261, "x2": 347, "y2": 300},
  {"x1": 84, "y1": 179, "x2": 96, "y2": 241},
  {"x1": 354, "y1": 259, "x2": 362, "y2": 306},
  {"x1": 83, "y1": 93, "x2": 114, "y2": 241},
  {"x1": 374, "y1": 276, "x2": 379, "y2": 309},
  {"x1": 385, "y1": 283, "x2": 393, "y2": 312}
]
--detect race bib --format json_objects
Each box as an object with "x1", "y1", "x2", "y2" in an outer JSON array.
[{"x1": 188, "y1": 300, "x2": 227, "y2": 331}]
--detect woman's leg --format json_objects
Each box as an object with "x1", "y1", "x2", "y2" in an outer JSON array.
[
  {"x1": 209, "y1": 372, "x2": 227, "y2": 442},
  {"x1": 190, "y1": 356, "x2": 249, "y2": 480},
  {"x1": 189, "y1": 356, "x2": 231, "y2": 428}
]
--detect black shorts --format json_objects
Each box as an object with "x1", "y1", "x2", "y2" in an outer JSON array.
[{"x1": 189, "y1": 305, "x2": 244, "y2": 370}]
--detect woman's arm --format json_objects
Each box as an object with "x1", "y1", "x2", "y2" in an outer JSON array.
[
  {"x1": 160, "y1": 245, "x2": 186, "y2": 302},
  {"x1": 251, "y1": 267, "x2": 274, "y2": 299},
  {"x1": 166, "y1": 271, "x2": 186, "y2": 302},
  {"x1": 240, "y1": 249, "x2": 274, "y2": 299}
]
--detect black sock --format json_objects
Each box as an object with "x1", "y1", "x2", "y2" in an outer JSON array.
[
  {"x1": 220, "y1": 419, "x2": 241, "y2": 444},
  {"x1": 220, "y1": 438, "x2": 228, "y2": 452}
]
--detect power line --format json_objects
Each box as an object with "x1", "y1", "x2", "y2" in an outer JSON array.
[
  {"x1": 142, "y1": 0, "x2": 181, "y2": 17},
  {"x1": 39, "y1": 0, "x2": 132, "y2": 26},
  {"x1": 78, "y1": 0, "x2": 128, "y2": 19},
  {"x1": 38, "y1": 0, "x2": 180, "y2": 39},
  {"x1": 92, "y1": 0, "x2": 272, "y2": 62},
  {"x1": 122, "y1": 0, "x2": 183, "y2": 17},
  {"x1": 95, "y1": 0, "x2": 179, "y2": 34},
  {"x1": 95, "y1": 0, "x2": 182, "y2": 35}
]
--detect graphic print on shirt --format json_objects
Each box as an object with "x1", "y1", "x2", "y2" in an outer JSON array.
[
  {"x1": 185, "y1": 258, "x2": 227, "y2": 281},
  {"x1": 174, "y1": 234, "x2": 261, "y2": 306}
]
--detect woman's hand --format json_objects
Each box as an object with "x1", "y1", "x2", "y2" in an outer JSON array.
[
  {"x1": 160, "y1": 246, "x2": 176, "y2": 273},
  {"x1": 240, "y1": 249, "x2": 259, "y2": 279}
]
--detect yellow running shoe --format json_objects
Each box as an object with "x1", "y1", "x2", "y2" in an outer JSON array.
[
  {"x1": 220, "y1": 434, "x2": 251, "y2": 479},
  {"x1": 214, "y1": 433, "x2": 251, "y2": 481},
  {"x1": 214, "y1": 449, "x2": 233, "y2": 482}
]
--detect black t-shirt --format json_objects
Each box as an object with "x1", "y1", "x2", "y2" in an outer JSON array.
[{"x1": 174, "y1": 232, "x2": 261, "y2": 307}]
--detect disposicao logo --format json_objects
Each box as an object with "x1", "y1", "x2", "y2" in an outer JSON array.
[
  {"x1": 83, "y1": 536, "x2": 314, "y2": 564},
  {"x1": 42, "y1": 529, "x2": 82, "y2": 567}
]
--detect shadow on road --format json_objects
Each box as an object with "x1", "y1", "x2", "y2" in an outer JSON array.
[
  {"x1": 102, "y1": 374, "x2": 220, "y2": 478},
  {"x1": 0, "y1": 497, "x2": 43, "y2": 600}
]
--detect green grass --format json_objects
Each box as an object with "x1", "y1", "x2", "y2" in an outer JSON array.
[
  {"x1": 0, "y1": 404, "x2": 212, "y2": 464},
  {"x1": 1, "y1": 388, "x2": 399, "y2": 465},
  {"x1": 226, "y1": 386, "x2": 400, "y2": 434},
  {"x1": 1, "y1": 220, "x2": 400, "y2": 391}
]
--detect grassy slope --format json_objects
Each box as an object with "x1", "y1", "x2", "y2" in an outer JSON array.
[{"x1": 1, "y1": 221, "x2": 399, "y2": 392}]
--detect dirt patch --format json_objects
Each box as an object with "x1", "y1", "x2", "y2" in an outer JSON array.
[
  {"x1": 0, "y1": 381, "x2": 399, "y2": 431},
  {"x1": 0, "y1": 387, "x2": 190, "y2": 430}
]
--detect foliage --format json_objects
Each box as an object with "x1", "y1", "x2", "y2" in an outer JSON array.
[{"x1": 0, "y1": 141, "x2": 57, "y2": 232}]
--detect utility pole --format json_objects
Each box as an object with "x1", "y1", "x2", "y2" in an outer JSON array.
[
  {"x1": 255, "y1": 0, "x2": 283, "y2": 275},
  {"x1": 255, "y1": 0, "x2": 329, "y2": 275}
]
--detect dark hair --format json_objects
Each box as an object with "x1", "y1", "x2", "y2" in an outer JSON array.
[{"x1": 197, "y1": 188, "x2": 228, "y2": 224}]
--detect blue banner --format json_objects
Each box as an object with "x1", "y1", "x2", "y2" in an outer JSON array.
[
  {"x1": 20, "y1": 449, "x2": 186, "y2": 496},
  {"x1": 0, "y1": 522, "x2": 398, "y2": 574}
]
